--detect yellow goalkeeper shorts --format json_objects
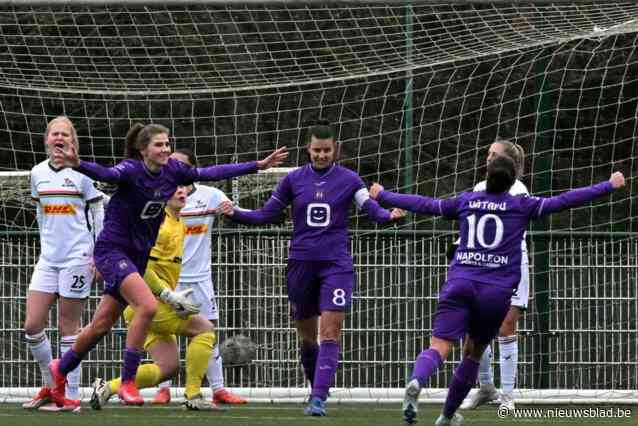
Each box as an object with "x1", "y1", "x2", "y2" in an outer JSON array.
[{"x1": 123, "y1": 301, "x2": 189, "y2": 350}]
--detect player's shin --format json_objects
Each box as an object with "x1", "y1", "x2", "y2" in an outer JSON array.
[
  {"x1": 498, "y1": 335, "x2": 518, "y2": 396},
  {"x1": 300, "y1": 342, "x2": 319, "y2": 387},
  {"x1": 411, "y1": 348, "x2": 443, "y2": 387},
  {"x1": 60, "y1": 335, "x2": 81, "y2": 400},
  {"x1": 25, "y1": 331, "x2": 53, "y2": 388},
  {"x1": 442, "y1": 358, "x2": 480, "y2": 418},
  {"x1": 185, "y1": 331, "x2": 215, "y2": 399},
  {"x1": 478, "y1": 344, "x2": 494, "y2": 386},
  {"x1": 311, "y1": 340, "x2": 339, "y2": 401}
]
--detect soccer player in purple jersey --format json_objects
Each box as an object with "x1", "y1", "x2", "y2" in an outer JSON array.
[
  {"x1": 218, "y1": 121, "x2": 405, "y2": 416},
  {"x1": 47, "y1": 123, "x2": 288, "y2": 407},
  {"x1": 370, "y1": 155, "x2": 625, "y2": 426}
]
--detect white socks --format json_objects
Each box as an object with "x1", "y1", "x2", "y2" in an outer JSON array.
[
  {"x1": 478, "y1": 344, "x2": 494, "y2": 386},
  {"x1": 498, "y1": 335, "x2": 518, "y2": 395},
  {"x1": 207, "y1": 344, "x2": 224, "y2": 392},
  {"x1": 158, "y1": 380, "x2": 171, "y2": 389},
  {"x1": 26, "y1": 331, "x2": 53, "y2": 388},
  {"x1": 60, "y1": 334, "x2": 81, "y2": 400}
]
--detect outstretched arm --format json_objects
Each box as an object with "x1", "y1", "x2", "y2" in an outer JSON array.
[
  {"x1": 531, "y1": 172, "x2": 624, "y2": 218},
  {"x1": 370, "y1": 183, "x2": 450, "y2": 216},
  {"x1": 355, "y1": 187, "x2": 404, "y2": 223},
  {"x1": 188, "y1": 147, "x2": 289, "y2": 183},
  {"x1": 218, "y1": 197, "x2": 287, "y2": 225}
]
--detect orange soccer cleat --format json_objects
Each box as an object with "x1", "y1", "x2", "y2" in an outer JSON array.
[
  {"x1": 118, "y1": 380, "x2": 144, "y2": 406},
  {"x1": 22, "y1": 387, "x2": 52, "y2": 409},
  {"x1": 47, "y1": 359, "x2": 67, "y2": 407},
  {"x1": 151, "y1": 387, "x2": 171, "y2": 405},
  {"x1": 213, "y1": 388, "x2": 247, "y2": 405}
]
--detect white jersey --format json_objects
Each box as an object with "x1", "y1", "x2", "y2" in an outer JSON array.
[
  {"x1": 474, "y1": 179, "x2": 529, "y2": 259},
  {"x1": 178, "y1": 184, "x2": 230, "y2": 282},
  {"x1": 30, "y1": 160, "x2": 102, "y2": 267}
]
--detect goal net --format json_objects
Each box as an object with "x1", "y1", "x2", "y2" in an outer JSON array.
[{"x1": 0, "y1": 1, "x2": 636, "y2": 403}]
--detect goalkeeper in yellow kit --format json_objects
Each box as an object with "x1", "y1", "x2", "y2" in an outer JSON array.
[{"x1": 90, "y1": 186, "x2": 222, "y2": 411}]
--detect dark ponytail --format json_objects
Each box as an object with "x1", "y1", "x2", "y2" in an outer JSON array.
[
  {"x1": 173, "y1": 147, "x2": 197, "y2": 167},
  {"x1": 486, "y1": 154, "x2": 516, "y2": 193}
]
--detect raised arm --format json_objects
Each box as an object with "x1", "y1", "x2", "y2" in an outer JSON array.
[
  {"x1": 218, "y1": 197, "x2": 286, "y2": 225},
  {"x1": 530, "y1": 172, "x2": 624, "y2": 218}
]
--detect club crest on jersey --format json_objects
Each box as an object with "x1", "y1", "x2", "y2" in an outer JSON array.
[
  {"x1": 315, "y1": 190, "x2": 324, "y2": 200},
  {"x1": 62, "y1": 178, "x2": 75, "y2": 188},
  {"x1": 195, "y1": 200, "x2": 206, "y2": 209},
  {"x1": 118, "y1": 260, "x2": 128, "y2": 270}
]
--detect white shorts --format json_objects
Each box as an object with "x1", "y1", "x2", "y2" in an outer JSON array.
[
  {"x1": 176, "y1": 278, "x2": 218, "y2": 321},
  {"x1": 511, "y1": 261, "x2": 530, "y2": 310},
  {"x1": 29, "y1": 262, "x2": 94, "y2": 299}
]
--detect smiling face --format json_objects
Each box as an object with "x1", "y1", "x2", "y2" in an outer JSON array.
[
  {"x1": 141, "y1": 133, "x2": 171, "y2": 170},
  {"x1": 307, "y1": 136, "x2": 336, "y2": 170}
]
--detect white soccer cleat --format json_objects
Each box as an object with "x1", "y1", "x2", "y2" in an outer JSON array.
[
  {"x1": 90, "y1": 378, "x2": 113, "y2": 410},
  {"x1": 498, "y1": 392, "x2": 515, "y2": 412},
  {"x1": 183, "y1": 394, "x2": 226, "y2": 411},
  {"x1": 402, "y1": 379, "x2": 421, "y2": 425},
  {"x1": 435, "y1": 413, "x2": 464, "y2": 426},
  {"x1": 459, "y1": 384, "x2": 498, "y2": 410}
]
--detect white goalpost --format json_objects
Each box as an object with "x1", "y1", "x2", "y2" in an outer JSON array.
[{"x1": 0, "y1": 0, "x2": 637, "y2": 404}]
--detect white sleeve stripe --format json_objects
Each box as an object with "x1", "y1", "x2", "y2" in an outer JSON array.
[
  {"x1": 536, "y1": 199, "x2": 546, "y2": 217},
  {"x1": 354, "y1": 187, "x2": 370, "y2": 209},
  {"x1": 438, "y1": 200, "x2": 443, "y2": 215}
]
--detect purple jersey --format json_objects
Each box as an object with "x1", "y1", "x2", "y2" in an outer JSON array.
[
  {"x1": 76, "y1": 157, "x2": 257, "y2": 254},
  {"x1": 232, "y1": 164, "x2": 391, "y2": 260},
  {"x1": 378, "y1": 181, "x2": 613, "y2": 288}
]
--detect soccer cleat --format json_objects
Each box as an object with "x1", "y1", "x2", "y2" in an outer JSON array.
[
  {"x1": 48, "y1": 359, "x2": 67, "y2": 407},
  {"x1": 402, "y1": 379, "x2": 421, "y2": 425},
  {"x1": 213, "y1": 388, "x2": 247, "y2": 405},
  {"x1": 183, "y1": 394, "x2": 226, "y2": 411},
  {"x1": 117, "y1": 380, "x2": 144, "y2": 406},
  {"x1": 459, "y1": 384, "x2": 498, "y2": 410},
  {"x1": 498, "y1": 393, "x2": 515, "y2": 412},
  {"x1": 90, "y1": 378, "x2": 113, "y2": 410},
  {"x1": 152, "y1": 387, "x2": 171, "y2": 405},
  {"x1": 38, "y1": 398, "x2": 81, "y2": 413},
  {"x1": 303, "y1": 396, "x2": 326, "y2": 416},
  {"x1": 22, "y1": 387, "x2": 52, "y2": 409},
  {"x1": 434, "y1": 413, "x2": 464, "y2": 426}
]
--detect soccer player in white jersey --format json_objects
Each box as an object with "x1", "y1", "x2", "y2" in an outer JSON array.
[
  {"x1": 151, "y1": 148, "x2": 247, "y2": 405},
  {"x1": 460, "y1": 138, "x2": 528, "y2": 412},
  {"x1": 22, "y1": 116, "x2": 104, "y2": 412}
]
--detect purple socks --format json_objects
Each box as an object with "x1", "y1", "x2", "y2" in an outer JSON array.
[
  {"x1": 59, "y1": 349, "x2": 84, "y2": 375},
  {"x1": 121, "y1": 347, "x2": 143, "y2": 383},
  {"x1": 443, "y1": 357, "x2": 480, "y2": 418},
  {"x1": 311, "y1": 340, "x2": 339, "y2": 401},
  {"x1": 300, "y1": 343, "x2": 319, "y2": 386},
  {"x1": 411, "y1": 348, "x2": 443, "y2": 387}
]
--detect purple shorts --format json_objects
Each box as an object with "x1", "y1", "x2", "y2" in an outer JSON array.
[
  {"x1": 94, "y1": 241, "x2": 149, "y2": 306},
  {"x1": 286, "y1": 259, "x2": 354, "y2": 321},
  {"x1": 432, "y1": 279, "x2": 513, "y2": 344}
]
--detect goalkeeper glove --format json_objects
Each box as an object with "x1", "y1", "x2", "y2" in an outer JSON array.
[{"x1": 159, "y1": 288, "x2": 201, "y2": 318}]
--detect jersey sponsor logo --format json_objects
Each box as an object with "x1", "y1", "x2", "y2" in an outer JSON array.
[
  {"x1": 140, "y1": 201, "x2": 166, "y2": 219},
  {"x1": 43, "y1": 204, "x2": 76, "y2": 215},
  {"x1": 62, "y1": 178, "x2": 76, "y2": 188},
  {"x1": 307, "y1": 203, "x2": 330, "y2": 227},
  {"x1": 455, "y1": 250, "x2": 509, "y2": 267},
  {"x1": 185, "y1": 224, "x2": 208, "y2": 235}
]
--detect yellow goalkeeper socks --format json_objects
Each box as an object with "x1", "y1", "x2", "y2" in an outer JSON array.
[
  {"x1": 184, "y1": 331, "x2": 215, "y2": 399},
  {"x1": 108, "y1": 363, "x2": 162, "y2": 394}
]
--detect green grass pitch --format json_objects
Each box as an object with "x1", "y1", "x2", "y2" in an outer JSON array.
[{"x1": 1, "y1": 403, "x2": 634, "y2": 426}]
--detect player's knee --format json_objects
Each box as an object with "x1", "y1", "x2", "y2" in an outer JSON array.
[
  {"x1": 136, "y1": 298, "x2": 158, "y2": 319},
  {"x1": 24, "y1": 319, "x2": 45, "y2": 337}
]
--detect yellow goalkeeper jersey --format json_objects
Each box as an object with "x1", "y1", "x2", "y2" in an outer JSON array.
[{"x1": 144, "y1": 208, "x2": 186, "y2": 293}]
